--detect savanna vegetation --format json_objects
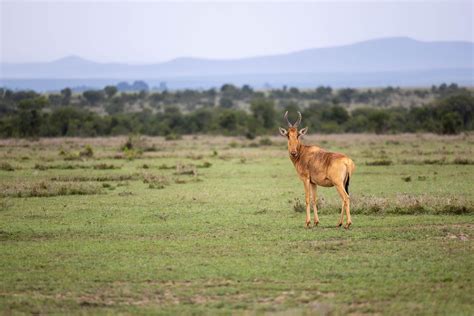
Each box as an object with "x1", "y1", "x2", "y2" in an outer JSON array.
[
  {"x1": 0, "y1": 83, "x2": 472, "y2": 138},
  {"x1": 0, "y1": 133, "x2": 473, "y2": 314}
]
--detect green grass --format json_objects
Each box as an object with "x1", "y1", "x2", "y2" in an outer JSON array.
[{"x1": 0, "y1": 134, "x2": 473, "y2": 315}]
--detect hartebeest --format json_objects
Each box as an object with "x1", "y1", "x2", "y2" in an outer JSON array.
[{"x1": 279, "y1": 112, "x2": 355, "y2": 229}]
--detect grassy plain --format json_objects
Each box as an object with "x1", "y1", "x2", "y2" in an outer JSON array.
[{"x1": 0, "y1": 133, "x2": 473, "y2": 315}]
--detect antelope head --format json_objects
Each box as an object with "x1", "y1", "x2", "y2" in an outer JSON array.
[{"x1": 279, "y1": 111, "x2": 308, "y2": 158}]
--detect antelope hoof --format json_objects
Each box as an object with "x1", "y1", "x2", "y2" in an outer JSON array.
[
  {"x1": 305, "y1": 221, "x2": 312, "y2": 229},
  {"x1": 344, "y1": 222, "x2": 352, "y2": 230},
  {"x1": 314, "y1": 220, "x2": 319, "y2": 226},
  {"x1": 337, "y1": 222, "x2": 343, "y2": 227}
]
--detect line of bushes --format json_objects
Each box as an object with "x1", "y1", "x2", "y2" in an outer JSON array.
[{"x1": 0, "y1": 92, "x2": 472, "y2": 138}]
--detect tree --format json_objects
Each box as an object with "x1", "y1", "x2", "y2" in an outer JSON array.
[
  {"x1": 0, "y1": 89, "x2": 15, "y2": 115},
  {"x1": 220, "y1": 84, "x2": 238, "y2": 94},
  {"x1": 116, "y1": 82, "x2": 131, "y2": 91},
  {"x1": 48, "y1": 107, "x2": 84, "y2": 136},
  {"x1": 282, "y1": 102, "x2": 301, "y2": 117},
  {"x1": 322, "y1": 106, "x2": 349, "y2": 124},
  {"x1": 104, "y1": 86, "x2": 118, "y2": 98},
  {"x1": 314, "y1": 86, "x2": 333, "y2": 101},
  {"x1": 17, "y1": 97, "x2": 47, "y2": 137},
  {"x1": 441, "y1": 112, "x2": 463, "y2": 134},
  {"x1": 218, "y1": 110, "x2": 238, "y2": 131},
  {"x1": 289, "y1": 87, "x2": 300, "y2": 96},
  {"x1": 438, "y1": 94, "x2": 473, "y2": 129},
  {"x1": 188, "y1": 108, "x2": 213, "y2": 133},
  {"x1": 337, "y1": 88, "x2": 356, "y2": 103},
  {"x1": 219, "y1": 97, "x2": 234, "y2": 109},
  {"x1": 12, "y1": 90, "x2": 38, "y2": 102},
  {"x1": 60, "y1": 88, "x2": 72, "y2": 105},
  {"x1": 250, "y1": 98, "x2": 276, "y2": 130},
  {"x1": 241, "y1": 84, "x2": 253, "y2": 96},
  {"x1": 368, "y1": 110, "x2": 390, "y2": 134},
  {"x1": 131, "y1": 81, "x2": 149, "y2": 92},
  {"x1": 82, "y1": 90, "x2": 104, "y2": 106},
  {"x1": 48, "y1": 94, "x2": 63, "y2": 107},
  {"x1": 105, "y1": 98, "x2": 125, "y2": 115}
]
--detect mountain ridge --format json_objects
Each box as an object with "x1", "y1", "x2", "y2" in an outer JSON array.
[
  {"x1": 2, "y1": 37, "x2": 473, "y2": 77},
  {"x1": 5, "y1": 37, "x2": 472, "y2": 65},
  {"x1": 1, "y1": 37, "x2": 473, "y2": 90}
]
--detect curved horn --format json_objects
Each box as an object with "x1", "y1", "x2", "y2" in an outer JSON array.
[
  {"x1": 284, "y1": 111, "x2": 292, "y2": 127},
  {"x1": 294, "y1": 111, "x2": 302, "y2": 127}
]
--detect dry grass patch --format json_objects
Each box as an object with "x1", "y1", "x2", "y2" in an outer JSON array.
[
  {"x1": 349, "y1": 194, "x2": 474, "y2": 215},
  {"x1": 34, "y1": 163, "x2": 91, "y2": 170},
  {"x1": 304, "y1": 194, "x2": 474, "y2": 215},
  {"x1": 0, "y1": 162, "x2": 15, "y2": 171},
  {"x1": 453, "y1": 157, "x2": 474, "y2": 165},
  {"x1": 365, "y1": 159, "x2": 393, "y2": 166},
  {"x1": 174, "y1": 163, "x2": 198, "y2": 176},
  {"x1": 400, "y1": 157, "x2": 474, "y2": 165},
  {"x1": 143, "y1": 174, "x2": 170, "y2": 189},
  {"x1": 93, "y1": 163, "x2": 121, "y2": 170},
  {"x1": 50, "y1": 174, "x2": 139, "y2": 182},
  {"x1": 0, "y1": 181, "x2": 102, "y2": 197}
]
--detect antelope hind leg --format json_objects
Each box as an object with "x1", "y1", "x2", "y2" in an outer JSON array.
[
  {"x1": 344, "y1": 195, "x2": 352, "y2": 229},
  {"x1": 335, "y1": 184, "x2": 351, "y2": 229},
  {"x1": 337, "y1": 201, "x2": 344, "y2": 227}
]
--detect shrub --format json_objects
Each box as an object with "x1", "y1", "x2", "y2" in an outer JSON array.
[
  {"x1": 175, "y1": 164, "x2": 197, "y2": 176},
  {"x1": 93, "y1": 163, "x2": 119, "y2": 170},
  {"x1": 143, "y1": 174, "x2": 169, "y2": 189},
  {"x1": 165, "y1": 133, "x2": 182, "y2": 141},
  {"x1": 198, "y1": 162, "x2": 212, "y2": 168},
  {"x1": 259, "y1": 137, "x2": 273, "y2": 146},
  {"x1": 63, "y1": 153, "x2": 81, "y2": 161},
  {"x1": 453, "y1": 158, "x2": 474, "y2": 165},
  {"x1": 158, "y1": 164, "x2": 174, "y2": 170},
  {"x1": 366, "y1": 159, "x2": 393, "y2": 166},
  {"x1": 79, "y1": 145, "x2": 94, "y2": 157},
  {"x1": 121, "y1": 135, "x2": 146, "y2": 153},
  {"x1": 34, "y1": 164, "x2": 48, "y2": 171},
  {"x1": 0, "y1": 162, "x2": 15, "y2": 171}
]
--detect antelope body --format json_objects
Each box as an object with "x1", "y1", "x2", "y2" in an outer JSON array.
[{"x1": 279, "y1": 112, "x2": 355, "y2": 229}]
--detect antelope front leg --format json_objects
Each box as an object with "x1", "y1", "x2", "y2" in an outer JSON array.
[
  {"x1": 311, "y1": 184, "x2": 319, "y2": 226},
  {"x1": 303, "y1": 180, "x2": 312, "y2": 228}
]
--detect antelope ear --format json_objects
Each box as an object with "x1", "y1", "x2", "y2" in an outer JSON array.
[
  {"x1": 279, "y1": 127, "x2": 288, "y2": 136},
  {"x1": 298, "y1": 127, "x2": 308, "y2": 136}
]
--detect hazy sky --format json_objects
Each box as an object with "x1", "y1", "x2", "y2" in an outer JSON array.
[{"x1": 1, "y1": 1, "x2": 473, "y2": 63}]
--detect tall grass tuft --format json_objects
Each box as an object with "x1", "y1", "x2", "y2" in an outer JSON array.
[{"x1": 293, "y1": 198, "x2": 305, "y2": 213}]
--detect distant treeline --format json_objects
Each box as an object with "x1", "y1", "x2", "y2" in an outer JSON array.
[{"x1": 0, "y1": 84, "x2": 472, "y2": 138}]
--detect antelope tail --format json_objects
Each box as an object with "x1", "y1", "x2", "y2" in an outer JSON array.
[
  {"x1": 344, "y1": 159, "x2": 355, "y2": 195},
  {"x1": 344, "y1": 175, "x2": 350, "y2": 195}
]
